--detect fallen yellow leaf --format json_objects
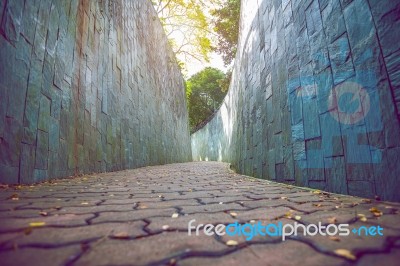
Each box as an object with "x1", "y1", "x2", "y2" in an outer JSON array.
[
  {"x1": 328, "y1": 217, "x2": 337, "y2": 224},
  {"x1": 356, "y1": 214, "x2": 367, "y2": 222},
  {"x1": 111, "y1": 232, "x2": 129, "y2": 239},
  {"x1": 226, "y1": 240, "x2": 238, "y2": 246},
  {"x1": 284, "y1": 211, "x2": 293, "y2": 219},
  {"x1": 8, "y1": 194, "x2": 19, "y2": 200},
  {"x1": 230, "y1": 212, "x2": 237, "y2": 218},
  {"x1": 369, "y1": 207, "x2": 383, "y2": 217},
  {"x1": 372, "y1": 212, "x2": 382, "y2": 217},
  {"x1": 334, "y1": 249, "x2": 356, "y2": 260},
  {"x1": 171, "y1": 213, "x2": 179, "y2": 218},
  {"x1": 29, "y1": 222, "x2": 46, "y2": 227},
  {"x1": 294, "y1": 215, "x2": 301, "y2": 221},
  {"x1": 329, "y1": 236, "x2": 340, "y2": 242}
]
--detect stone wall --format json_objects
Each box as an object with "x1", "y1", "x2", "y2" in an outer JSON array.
[
  {"x1": 0, "y1": 0, "x2": 191, "y2": 184},
  {"x1": 192, "y1": 0, "x2": 400, "y2": 201}
]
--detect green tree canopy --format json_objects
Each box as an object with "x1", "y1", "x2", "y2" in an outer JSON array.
[
  {"x1": 211, "y1": 0, "x2": 241, "y2": 66},
  {"x1": 152, "y1": 0, "x2": 214, "y2": 70},
  {"x1": 186, "y1": 67, "x2": 227, "y2": 131}
]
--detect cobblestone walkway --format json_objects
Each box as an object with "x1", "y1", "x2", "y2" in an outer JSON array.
[{"x1": 0, "y1": 162, "x2": 399, "y2": 265}]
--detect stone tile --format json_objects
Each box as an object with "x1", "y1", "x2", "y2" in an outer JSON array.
[
  {"x1": 0, "y1": 221, "x2": 146, "y2": 249},
  {"x1": 328, "y1": 34, "x2": 354, "y2": 84},
  {"x1": 0, "y1": 213, "x2": 95, "y2": 232},
  {"x1": 321, "y1": 0, "x2": 346, "y2": 44},
  {"x1": 0, "y1": 245, "x2": 82, "y2": 266},
  {"x1": 179, "y1": 240, "x2": 347, "y2": 266},
  {"x1": 241, "y1": 199, "x2": 289, "y2": 209},
  {"x1": 146, "y1": 212, "x2": 236, "y2": 233},
  {"x1": 232, "y1": 206, "x2": 295, "y2": 222},
  {"x1": 74, "y1": 232, "x2": 228, "y2": 266},
  {"x1": 356, "y1": 248, "x2": 400, "y2": 266},
  {"x1": 0, "y1": 118, "x2": 23, "y2": 169},
  {"x1": 180, "y1": 203, "x2": 247, "y2": 215},
  {"x1": 90, "y1": 208, "x2": 177, "y2": 224},
  {"x1": 296, "y1": 220, "x2": 400, "y2": 256}
]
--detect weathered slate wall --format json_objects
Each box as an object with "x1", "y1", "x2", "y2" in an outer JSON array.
[
  {"x1": 192, "y1": 0, "x2": 400, "y2": 201},
  {"x1": 0, "y1": 0, "x2": 191, "y2": 183}
]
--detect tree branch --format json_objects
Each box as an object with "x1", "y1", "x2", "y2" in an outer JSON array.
[{"x1": 157, "y1": 0, "x2": 172, "y2": 14}]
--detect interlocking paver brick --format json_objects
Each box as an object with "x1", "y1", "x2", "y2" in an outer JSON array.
[
  {"x1": 74, "y1": 232, "x2": 227, "y2": 266},
  {"x1": 0, "y1": 246, "x2": 82, "y2": 266},
  {"x1": 0, "y1": 213, "x2": 96, "y2": 233},
  {"x1": 51, "y1": 204, "x2": 136, "y2": 215},
  {"x1": 146, "y1": 212, "x2": 237, "y2": 233},
  {"x1": 200, "y1": 195, "x2": 252, "y2": 204},
  {"x1": 179, "y1": 241, "x2": 349, "y2": 266},
  {"x1": 240, "y1": 199, "x2": 290, "y2": 209},
  {"x1": 180, "y1": 202, "x2": 247, "y2": 214},
  {"x1": 356, "y1": 248, "x2": 400, "y2": 266},
  {"x1": 0, "y1": 162, "x2": 399, "y2": 265},
  {"x1": 90, "y1": 208, "x2": 177, "y2": 224},
  {"x1": 0, "y1": 221, "x2": 146, "y2": 249},
  {"x1": 134, "y1": 199, "x2": 201, "y2": 209}
]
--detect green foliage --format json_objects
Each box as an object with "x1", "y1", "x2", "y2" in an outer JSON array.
[
  {"x1": 186, "y1": 67, "x2": 228, "y2": 130},
  {"x1": 217, "y1": 69, "x2": 232, "y2": 93},
  {"x1": 153, "y1": 0, "x2": 214, "y2": 70},
  {"x1": 211, "y1": 0, "x2": 241, "y2": 66}
]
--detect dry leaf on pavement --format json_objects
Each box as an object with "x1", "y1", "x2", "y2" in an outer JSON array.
[
  {"x1": 111, "y1": 232, "x2": 130, "y2": 239},
  {"x1": 226, "y1": 240, "x2": 238, "y2": 246},
  {"x1": 369, "y1": 207, "x2": 383, "y2": 217},
  {"x1": 29, "y1": 222, "x2": 46, "y2": 227},
  {"x1": 334, "y1": 249, "x2": 356, "y2": 260},
  {"x1": 327, "y1": 217, "x2": 337, "y2": 224}
]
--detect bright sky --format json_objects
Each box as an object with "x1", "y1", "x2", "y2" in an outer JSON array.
[{"x1": 184, "y1": 52, "x2": 228, "y2": 78}]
